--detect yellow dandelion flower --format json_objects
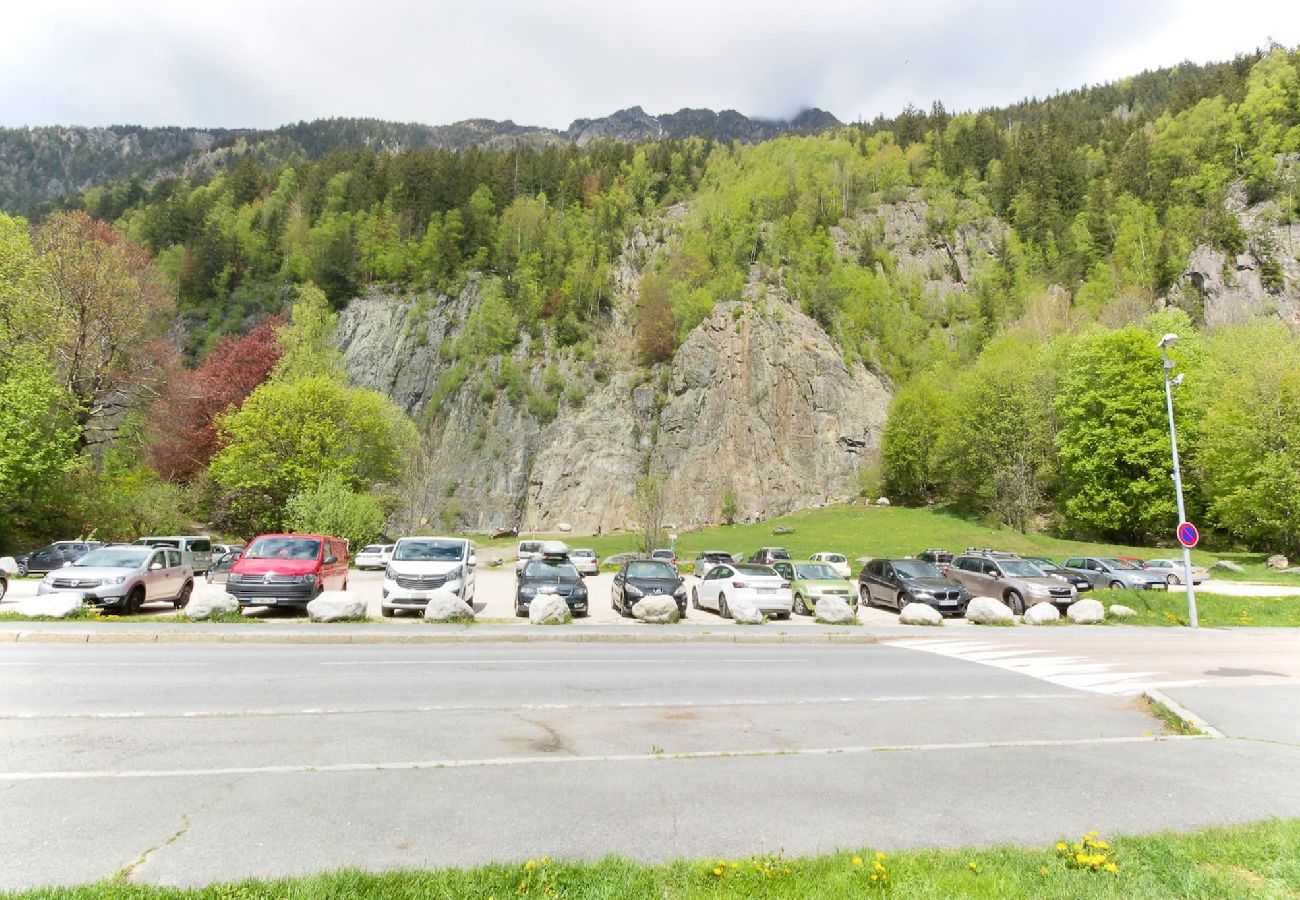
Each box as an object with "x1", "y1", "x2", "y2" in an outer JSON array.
[
  {"x1": 870, "y1": 874, "x2": 878, "y2": 882},
  {"x1": 712, "y1": 866, "x2": 723, "y2": 876},
  {"x1": 1105, "y1": 862, "x2": 1119, "y2": 873},
  {"x1": 875, "y1": 852, "x2": 887, "y2": 860},
  {"x1": 540, "y1": 856, "x2": 549, "y2": 864},
  {"x1": 873, "y1": 861, "x2": 885, "y2": 872},
  {"x1": 730, "y1": 862, "x2": 739, "y2": 869},
  {"x1": 1056, "y1": 841, "x2": 1067, "y2": 851},
  {"x1": 852, "y1": 856, "x2": 863, "y2": 867},
  {"x1": 524, "y1": 860, "x2": 536, "y2": 871},
  {"x1": 968, "y1": 861, "x2": 979, "y2": 871},
  {"x1": 1040, "y1": 865, "x2": 1050, "y2": 875}
]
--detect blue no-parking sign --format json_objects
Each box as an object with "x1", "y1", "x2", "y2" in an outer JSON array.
[{"x1": 1177, "y1": 521, "x2": 1199, "y2": 548}]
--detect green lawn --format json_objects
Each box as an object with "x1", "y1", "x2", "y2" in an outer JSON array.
[
  {"x1": 9, "y1": 819, "x2": 1298, "y2": 899},
  {"x1": 472, "y1": 504, "x2": 1280, "y2": 574},
  {"x1": 1102, "y1": 589, "x2": 1300, "y2": 627}
]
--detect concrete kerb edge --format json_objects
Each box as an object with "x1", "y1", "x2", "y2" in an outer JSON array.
[
  {"x1": 4, "y1": 628, "x2": 879, "y2": 646},
  {"x1": 1144, "y1": 689, "x2": 1226, "y2": 739}
]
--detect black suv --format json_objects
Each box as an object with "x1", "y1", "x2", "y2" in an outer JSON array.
[
  {"x1": 14, "y1": 541, "x2": 103, "y2": 577},
  {"x1": 612, "y1": 559, "x2": 687, "y2": 617},
  {"x1": 858, "y1": 558, "x2": 971, "y2": 616},
  {"x1": 917, "y1": 548, "x2": 953, "y2": 565},
  {"x1": 515, "y1": 551, "x2": 589, "y2": 617}
]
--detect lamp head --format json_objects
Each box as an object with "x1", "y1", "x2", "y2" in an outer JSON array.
[
  {"x1": 1158, "y1": 333, "x2": 1178, "y2": 349},
  {"x1": 1171, "y1": 373, "x2": 1185, "y2": 387}
]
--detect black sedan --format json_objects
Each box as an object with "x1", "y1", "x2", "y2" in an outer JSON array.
[
  {"x1": 1025, "y1": 557, "x2": 1093, "y2": 594},
  {"x1": 514, "y1": 556, "x2": 589, "y2": 617},
  {"x1": 611, "y1": 559, "x2": 687, "y2": 617},
  {"x1": 14, "y1": 541, "x2": 102, "y2": 577},
  {"x1": 858, "y1": 558, "x2": 971, "y2": 616}
]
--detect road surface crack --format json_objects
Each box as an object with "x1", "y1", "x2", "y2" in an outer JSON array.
[{"x1": 117, "y1": 813, "x2": 192, "y2": 883}]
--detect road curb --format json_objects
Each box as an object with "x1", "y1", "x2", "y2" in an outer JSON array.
[
  {"x1": 2, "y1": 629, "x2": 880, "y2": 646},
  {"x1": 1144, "y1": 689, "x2": 1225, "y2": 738}
]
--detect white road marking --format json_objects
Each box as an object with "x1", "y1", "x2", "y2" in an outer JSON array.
[
  {"x1": 0, "y1": 734, "x2": 1204, "y2": 781},
  {"x1": 890, "y1": 638, "x2": 1205, "y2": 696},
  {"x1": 0, "y1": 692, "x2": 1081, "y2": 721},
  {"x1": 318, "y1": 658, "x2": 805, "y2": 666}
]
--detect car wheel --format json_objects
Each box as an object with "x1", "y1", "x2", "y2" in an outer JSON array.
[
  {"x1": 17, "y1": 563, "x2": 27, "y2": 577},
  {"x1": 691, "y1": 587, "x2": 699, "y2": 609},
  {"x1": 859, "y1": 585, "x2": 871, "y2": 609},
  {"x1": 1005, "y1": 590, "x2": 1025, "y2": 615},
  {"x1": 897, "y1": 592, "x2": 913, "y2": 610},
  {"x1": 720, "y1": 595, "x2": 731, "y2": 619},
  {"x1": 0, "y1": 579, "x2": 6, "y2": 602},
  {"x1": 174, "y1": 581, "x2": 193, "y2": 610},
  {"x1": 1109, "y1": 580, "x2": 1124, "y2": 590},
  {"x1": 1167, "y1": 573, "x2": 1181, "y2": 586},
  {"x1": 515, "y1": 603, "x2": 527, "y2": 618},
  {"x1": 794, "y1": 593, "x2": 808, "y2": 616},
  {"x1": 124, "y1": 586, "x2": 145, "y2": 616}
]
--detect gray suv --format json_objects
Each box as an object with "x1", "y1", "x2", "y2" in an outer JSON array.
[
  {"x1": 947, "y1": 552, "x2": 1076, "y2": 614},
  {"x1": 37, "y1": 544, "x2": 194, "y2": 614},
  {"x1": 1061, "y1": 557, "x2": 1168, "y2": 591}
]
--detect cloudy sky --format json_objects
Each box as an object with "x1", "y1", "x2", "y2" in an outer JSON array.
[{"x1": 4, "y1": 0, "x2": 1298, "y2": 129}]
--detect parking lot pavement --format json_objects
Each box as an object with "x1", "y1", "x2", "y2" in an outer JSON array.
[{"x1": 3, "y1": 640, "x2": 1299, "y2": 890}]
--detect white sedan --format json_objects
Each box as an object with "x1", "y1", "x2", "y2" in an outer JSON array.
[
  {"x1": 692, "y1": 562, "x2": 792, "y2": 620},
  {"x1": 569, "y1": 548, "x2": 600, "y2": 576},
  {"x1": 810, "y1": 551, "x2": 853, "y2": 579},
  {"x1": 1144, "y1": 558, "x2": 1209, "y2": 585}
]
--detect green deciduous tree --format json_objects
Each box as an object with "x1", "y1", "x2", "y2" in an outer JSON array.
[
  {"x1": 285, "y1": 478, "x2": 387, "y2": 550},
  {"x1": 881, "y1": 374, "x2": 947, "y2": 504},
  {"x1": 273, "y1": 283, "x2": 347, "y2": 382}
]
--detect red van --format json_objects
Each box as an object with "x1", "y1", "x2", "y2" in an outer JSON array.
[{"x1": 225, "y1": 533, "x2": 349, "y2": 608}]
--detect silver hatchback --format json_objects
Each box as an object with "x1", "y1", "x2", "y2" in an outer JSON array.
[{"x1": 38, "y1": 544, "x2": 194, "y2": 614}]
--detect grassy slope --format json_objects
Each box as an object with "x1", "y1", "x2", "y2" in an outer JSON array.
[
  {"x1": 1104, "y1": 589, "x2": 1300, "y2": 627},
  {"x1": 9, "y1": 819, "x2": 1298, "y2": 898}
]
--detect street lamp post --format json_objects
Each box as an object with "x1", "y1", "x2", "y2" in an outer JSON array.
[{"x1": 1157, "y1": 333, "x2": 1198, "y2": 628}]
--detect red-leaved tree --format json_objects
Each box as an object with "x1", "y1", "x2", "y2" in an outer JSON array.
[{"x1": 145, "y1": 318, "x2": 283, "y2": 481}]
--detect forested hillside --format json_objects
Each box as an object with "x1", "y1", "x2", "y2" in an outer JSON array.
[{"x1": 2, "y1": 48, "x2": 1299, "y2": 554}]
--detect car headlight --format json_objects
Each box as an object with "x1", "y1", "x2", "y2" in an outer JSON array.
[
  {"x1": 673, "y1": 586, "x2": 686, "y2": 597},
  {"x1": 571, "y1": 586, "x2": 588, "y2": 598},
  {"x1": 293, "y1": 574, "x2": 316, "y2": 585},
  {"x1": 445, "y1": 565, "x2": 463, "y2": 581},
  {"x1": 624, "y1": 584, "x2": 644, "y2": 598},
  {"x1": 519, "y1": 586, "x2": 537, "y2": 597},
  {"x1": 912, "y1": 589, "x2": 933, "y2": 598},
  {"x1": 385, "y1": 565, "x2": 397, "y2": 580},
  {"x1": 104, "y1": 575, "x2": 126, "y2": 585}
]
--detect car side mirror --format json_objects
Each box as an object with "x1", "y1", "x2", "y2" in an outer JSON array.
[
  {"x1": 324, "y1": 555, "x2": 338, "y2": 565},
  {"x1": 468, "y1": 555, "x2": 478, "y2": 567}
]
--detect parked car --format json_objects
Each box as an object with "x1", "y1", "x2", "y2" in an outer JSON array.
[
  {"x1": 611, "y1": 559, "x2": 686, "y2": 617},
  {"x1": 772, "y1": 560, "x2": 855, "y2": 616},
  {"x1": 131, "y1": 535, "x2": 215, "y2": 574},
  {"x1": 1060, "y1": 556, "x2": 1168, "y2": 592},
  {"x1": 205, "y1": 549, "x2": 241, "y2": 584},
  {"x1": 211, "y1": 542, "x2": 244, "y2": 558},
  {"x1": 650, "y1": 548, "x2": 678, "y2": 572},
  {"x1": 693, "y1": 561, "x2": 792, "y2": 620},
  {"x1": 747, "y1": 547, "x2": 792, "y2": 566},
  {"x1": 515, "y1": 545, "x2": 588, "y2": 617},
  {"x1": 516, "y1": 539, "x2": 546, "y2": 574},
  {"x1": 1117, "y1": 556, "x2": 1150, "y2": 569},
  {"x1": 569, "y1": 548, "x2": 600, "y2": 576},
  {"x1": 38, "y1": 543, "x2": 193, "y2": 614},
  {"x1": 0, "y1": 567, "x2": 7, "y2": 602},
  {"x1": 917, "y1": 548, "x2": 954, "y2": 565},
  {"x1": 355, "y1": 544, "x2": 391, "y2": 571},
  {"x1": 1023, "y1": 557, "x2": 1093, "y2": 593},
  {"x1": 14, "y1": 541, "x2": 103, "y2": 577},
  {"x1": 947, "y1": 552, "x2": 1076, "y2": 614},
  {"x1": 692, "y1": 550, "x2": 736, "y2": 575},
  {"x1": 858, "y1": 558, "x2": 970, "y2": 615},
  {"x1": 381, "y1": 536, "x2": 477, "y2": 617},
  {"x1": 1144, "y1": 558, "x2": 1210, "y2": 585},
  {"x1": 808, "y1": 551, "x2": 852, "y2": 579},
  {"x1": 226, "y1": 533, "x2": 349, "y2": 609}
]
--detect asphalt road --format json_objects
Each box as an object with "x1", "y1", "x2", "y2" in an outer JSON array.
[{"x1": 2, "y1": 639, "x2": 1299, "y2": 889}]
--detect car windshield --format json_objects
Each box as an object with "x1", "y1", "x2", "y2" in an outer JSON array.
[
  {"x1": 524, "y1": 561, "x2": 579, "y2": 580},
  {"x1": 1034, "y1": 560, "x2": 1063, "y2": 572},
  {"x1": 628, "y1": 561, "x2": 675, "y2": 579},
  {"x1": 894, "y1": 560, "x2": 942, "y2": 579},
  {"x1": 245, "y1": 537, "x2": 321, "y2": 560},
  {"x1": 794, "y1": 563, "x2": 840, "y2": 580},
  {"x1": 735, "y1": 564, "x2": 778, "y2": 577},
  {"x1": 1103, "y1": 558, "x2": 1141, "y2": 570},
  {"x1": 823, "y1": 554, "x2": 846, "y2": 563},
  {"x1": 1146, "y1": 560, "x2": 1172, "y2": 568},
  {"x1": 651, "y1": 550, "x2": 673, "y2": 559},
  {"x1": 701, "y1": 552, "x2": 731, "y2": 562},
  {"x1": 1000, "y1": 560, "x2": 1047, "y2": 577},
  {"x1": 74, "y1": 547, "x2": 150, "y2": 568},
  {"x1": 133, "y1": 538, "x2": 180, "y2": 548},
  {"x1": 393, "y1": 539, "x2": 464, "y2": 562}
]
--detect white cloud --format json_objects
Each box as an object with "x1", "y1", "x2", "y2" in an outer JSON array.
[{"x1": 2, "y1": 0, "x2": 1297, "y2": 128}]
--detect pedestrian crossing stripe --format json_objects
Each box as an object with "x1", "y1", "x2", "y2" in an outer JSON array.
[{"x1": 889, "y1": 638, "x2": 1205, "y2": 696}]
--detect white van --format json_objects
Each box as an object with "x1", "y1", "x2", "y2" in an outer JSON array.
[
  {"x1": 381, "y1": 536, "x2": 477, "y2": 617},
  {"x1": 131, "y1": 536, "x2": 214, "y2": 574}
]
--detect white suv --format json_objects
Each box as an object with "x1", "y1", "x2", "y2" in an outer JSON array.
[{"x1": 381, "y1": 537, "x2": 477, "y2": 617}]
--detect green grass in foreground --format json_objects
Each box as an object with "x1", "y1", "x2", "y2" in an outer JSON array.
[
  {"x1": 7, "y1": 819, "x2": 1298, "y2": 899},
  {"x1": 1103, "y1": 589, "x2": 1300, "y2": 627}
]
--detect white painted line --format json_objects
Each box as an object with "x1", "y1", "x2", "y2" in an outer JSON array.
[
  {"x1": 0, "y1": 734, "x2": 1205, "y2": 781},
  {"x1": 318, "y1": 658, "x2": 806, "y2": 666},
  {"x1": 0, "y1": 693, "x2": 1082, "y2": 721}
]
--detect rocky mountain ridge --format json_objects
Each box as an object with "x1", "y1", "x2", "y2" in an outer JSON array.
[{"x1": 0, "y1": 106, "x2": 841, "y2": 212}]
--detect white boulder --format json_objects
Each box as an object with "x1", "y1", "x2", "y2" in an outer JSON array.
[
  {"x1": 1067, "y1": 598, "x2": 1106, "y2": 624},
  {"x1": 876, "y1": 497, "x2": 891, "y2": 506},
  {"x1": 1023, "y1": 602, "x2": 1061, "y2": 625},
  {"x1": 899, "y1": 602, "x2": 942, "y2": 626},
  {"x1": 529, "y1": 593, "x2": 572, "y2": 624},
  {"x1": 632, "y1": 595, "x2": 680, "y2": 624},
  {"x1": 306, "y1": 591, "x2": 367, "y2": 623},
  {"x1": 0, "y1": 556, "x2": 17, "y2": 575},
  {"x1": 15, "y1": 595, "x2": 85, "y2": 619},
  {"x1": 557, "y1": 522, "x2": 573, "y2": 533},
  {"x1": 965, "y1": 596, "x2": 1014, "y2": 625},
  {"x1": 814, "y1": 595, "x2": 857, "y2": 624},
  {"x1": 1109, "y1": 604, "x2": 1138, "y2": 618},
  {"x1": 1267, "y1": 554, "x2": 1290, "y2": 570},
  {"x1": 729, "y1": 602, "x2": 765, "y2": 624},
  {"x1": 423, "y1": 590, "x2": 474, "y2": 622},
  {"x1": 184, "y1": 593, "x2": 240, "y2": 620}
]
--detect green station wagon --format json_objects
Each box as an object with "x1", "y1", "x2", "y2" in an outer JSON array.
[{"x1": 771, "y1": 560, "x2": 856, "y2": 616}]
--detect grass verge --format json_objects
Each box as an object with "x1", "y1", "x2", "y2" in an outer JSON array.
[
  {"x1": 1103, "y1": 590, "x2": 1300, "y2": 627},
  {"x1": 6, "y1": 819, "x2": 1298, "y2": 898},
  {"x1": 1141, "y1": 694, "x2": 1205, "y2": 736}
]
